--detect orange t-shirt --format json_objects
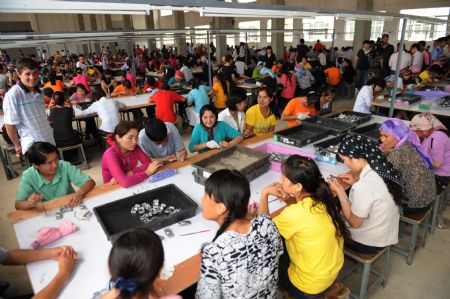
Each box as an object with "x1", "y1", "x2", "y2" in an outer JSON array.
[
  {"x1": 324, "y1": 67, "x2": 341, "y2": 86},
  {"x1": 272, "y1": 65, "x2": 280, "y2": 74},
  {"x1": 283, "y1": 97, "x2": 316, "y2": 127},
  {"x1": 43, "y1": 80, "x2": 65, "y2": 93},
  {"x1": 112, "y1": 85, "x2": 138, "y2": 96}
]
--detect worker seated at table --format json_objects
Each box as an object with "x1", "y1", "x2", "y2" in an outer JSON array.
[
  {"x1": 315, "y1": 87, "x2": 336, "y2": 116},
  {"x1": 49, "y1": 91, "x2": 81, "y2": 162},
  {"x1": 148, "y1": 85, "x2": 185, "y2": 124},
  {"x1": 80, "y1": 96, "x2": 125, "y2": 135},
  {"x1": 71, "y1": 67, "x2": 91, "y2": 95},
  {"x1": 111, "y1": 79, "x2": 138, "y2": 97},
  {"x1": 196, "y1": 170, "x2": 283, "y2": 299},
  {"x1": 384, "y1": 74, "x2": 404, "y2": 92},
  {"x1": 186, "y1": 78, "x2": 212, "y2": 127},
  {"x1": 379, "y1": 119, "x2": 436, "y2": 216},
  {"x1": 245, "y1": 87, "x2": 277, "y2": 137},
  {"x1": 69, "y1": 84, "x2": 92, "y2": 105},
  {"x1": 328, "y1": 135, "x2": 402, "y2": 254},
  {"x1": 281, "y1": 91, "x2": 317, "y2": 127},
  {"x1": 167, "y1": 70, "x2": 187, "y2": 90},
  {"x1": 410, "y1": 113, "x2": 450, "y2": 192},
  {"x1": 418, "y1": 65, "x2": 442, "y2": 85},
  {"x1": 15, "y1": 142, "x2": 95, "y2": 210},
  {"x1": 353, "y1": 77, "x2": 385, "y2": 114},
  {"x1": 102, "y1": 120, "x2": 162, "y2": 188},
  {"x1": 100, "y1": 69, "x2": 117, "y2": 98},
  {"x1": 95, "y1": 228, "x2": 181, "y2": 299},
  {"x1": 43, "y1": 87, "x2": 54, "y2": 108},
  {"x1": 188, "y1": 104, "x2": 243, "y2": 153},
  {"x1": 43, "y1": 71, "x2": 65, "y2": 93},
  {"x1": 1, "y1": 245, "x2": 77, "y2": 299},
  {"x1": 138, "y1": 118, "x2": 187, "y2": 163},
  {"x1": 252, "y1": 61, "x2": 265, "y2": 79},
  {"x1": 260, "y1": 155, "x2": 347, "y2": 298},
  {"x1": 142, "y1": 76, "x2": 163, "y2": 92}
]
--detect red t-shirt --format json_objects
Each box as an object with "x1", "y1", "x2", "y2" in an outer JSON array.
[{"x1": 149, "y1": 90, "x2": 184, "y2": 123}]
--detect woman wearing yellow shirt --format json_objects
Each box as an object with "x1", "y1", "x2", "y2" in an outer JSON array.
[
  {"x1": 212, "y1": 71, "x2": 230, "y2": 110},
  {"x1": 259, "y1": 155, "x2": 349, "y2": 297},
  {"x1": 245, "y1": 87, "x2": 277, "y2": 137}
]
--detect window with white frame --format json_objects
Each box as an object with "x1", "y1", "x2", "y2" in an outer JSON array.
[
  {"x1": 345, "y1": 21, "x2": 355, "y2": 41},
  {"x1": 227, "y1": 35, "x2": 236, "y2": 47},
  {"x1": 399, "y1": 8, "x2": 449, "y2": 41},
  {"x1": 285, "y1": 18, "x2": 293, "y2": 42},
  {"x1": 185, "y1": 26, "x2": 193, "y2": 45},
  {"x1": 160, "y1": 9, "x2": 172, "y2": 17},
  {"x1": 239, "y1": 21, "x2": 260, "y2": 43},
  {"x1": 302, "y1": 16, "x2": 334, "y2": 42},
  {"x1": 267, "y1": 19, "x2": 272, "y2": 43},
  {"x1": 194, "y1": 25, "x2": 210, "y2": 45},
  {"x1": 370, "y1": 20, "x2": 384, "y2": 40}
]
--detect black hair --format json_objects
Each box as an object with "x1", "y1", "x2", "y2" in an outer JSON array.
[
  {"x1": 110, "y1": 120, "x2": 139, "y2": 145},
  {"x1": 144, "y1": 118, "x2": 168, "y2": 142},
  {"x1": 428, "y1": 64, "x2": 441, "y2": 73},
  {"x1": 281, "y1": 155, "x2": 350, "y2": 240},
  {"x1": 76, "y1": 68, "x2": 82, "y2": 75},
  {"x1": 191, "y1": 78, "x2": 200, "y2": 90},
  {"x1": 205, "y1": 169, "x2": 250, "y2": 242},
  {"x1": 226, "y1": 87, "x2": 247, "y2": 111},
  {"x1": 108, "y1": 228, "x2": 164, "y2": 299},
  {"x1": 280, "y1": 61, "x2": 293, "y2": 82},
  {"x1": 322, "y1": 87, "x2": 337, "y2": 97},
  {"x1": 17, "y1": 58, "x2": 40, "y2": 73},
  {"x1": 122, "y1": 79, "x2": 132, "y2": 89},
  {"x1": 27, "y1": 142, "x2": 58, "y2": 165},
  {"x1": 48, "y1": 71, "x2": 57, "y2": 85},
  {"x1": 104, "y1": 69, "x2": 113, "y2": 76},
  {"x1": 366, "y1": 77, "x2": 385, "y2": 89},
  {"x1": 76, "y1": 84, "x2": 87, "y2": 93},
  {"x1": 213, "y1": 71, "x2": 229, "y2": 95},
  {"x1": 43, "y1": 87, "x2": 54, "y2": 98},
  {"x1": 200, "y1": 104, "x2": 218, "y2": 140},
  {"x1": 145, "y1": 76, "x2": 156, "y2": 86},
  {"x1": 53, "y1": 91, "x2": 66, "y2": 106},
  {"x1": 363, "y1": 40, "x2": 371, "y2": 45}
]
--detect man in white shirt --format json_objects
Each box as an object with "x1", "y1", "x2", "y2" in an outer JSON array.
[
  {"x1": 409, "y1": 43, "x2": 423, "y2": 74},
  {"x1": 318, "y1": 49, "x2": 327, "y2": 67},
  {"x1": 3, "y1": 58, "x2": 55, "y2": 156},
  {"x1": 81, "y1": 97, "x2": 125, "y2": 133},
  {"x1": 389, "y1": 44, "x2": 411, "y2": 74},
  {"x1": 76, "y1": 54, "x2": 88, "y2": 75},
  {"x1": 234, "y1": 57, "x2": 247, "y2": 78}
]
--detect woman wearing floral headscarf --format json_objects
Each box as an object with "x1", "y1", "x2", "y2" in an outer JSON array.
[
  {"x1": 328, "y1": 134, "x2": 403, "y2": 254},
  {"x1": 379, "y1": 119, "x2": 436, "y2": 215},
  {"x1": 410, "y1": 112, "x2": 450, "y2": 191}
]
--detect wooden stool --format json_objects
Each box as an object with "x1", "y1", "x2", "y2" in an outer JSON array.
[
  {"x1": 340, "y1": 247, "x2": 390, "y2": 299},
  {"x1": 321, "y1": 282, "x2": 351, "y2": 299},
  {"x1": 1, "y1": 144, "x2": 25, "y2": 180},
  {"x1": 57, "y1": 143, "x2": 89, "y2": 170},
  {"x1": 392, "y1": 207, "x2": 431, "y2": 265}
]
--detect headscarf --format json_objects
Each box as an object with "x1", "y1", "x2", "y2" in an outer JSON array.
[
  {"x1": 379, "y1": 119, "x2": 433, "y2": 170},
  {"x1": 338, "y1": 134, "x2": 403, "y2": 187},
  {"x1": 294, "y1": 63, "x2": 306, "y2": 77},
  {"x1": 409, "y1": 112, "x2": 447, "y2": 131}
]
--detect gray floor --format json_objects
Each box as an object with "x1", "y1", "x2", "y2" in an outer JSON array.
[{"x1": 1, "y1": 96, "x2": 449, "y2": 298}]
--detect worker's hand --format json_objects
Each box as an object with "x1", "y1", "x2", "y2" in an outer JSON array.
[
  {"x1": 206, "y1": 140, "x2": 220, "y2": 149},
  {"x1": 262, "y1": 182, "x2": 289, "y2": 201},
  {"x1": 27, "y1": 193, "x2": 43, "y2": 208},
  {"x1": 14, "y1": 144, "x2": 22, "y2": 157},
  {"x1": 108, "y1": 177, "x2": 118, "y2": 185},
  {"x1": 337, "y1": 173, "x2": 359, "y2": 186},
  {"x1": 146, "y1": 160, "x2": 162, "y2": 176},
  {"x1": 327, "y1": 176, "x2": 346, "y2": 198},
  {"x1": 68, "y1": 191, "x2": 84, "y2": 207},
  {"x1": 56, "y1": 246, "x2": 78, "y2": 281},
  {"x1": 296, "y1": 113, "x2": 310, "y2": 120},
  {"x1": 166, "y1": 154, "x2": 177, "y2": 162},
  {"x1": 176, "y1": 150, "x2": 187, "y2": 162}
]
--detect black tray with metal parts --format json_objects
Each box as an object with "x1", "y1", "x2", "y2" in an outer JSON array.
[
  {"x1": 93, "y1": 184, "x2": 198, "y2": 243},
  {"x1": 303, "y1": 116, "x2": 358, "y2": 135},
  {"x1": 191, "y1": 146, "x2": 270, "y2": 185},
  {"x1": 350, "y1": 123, "x2": 381, "y2": 142},
  {"x1": 396, "y1": 93, "x2": 422, "y2": 104},
  {"x1": 326, "y1": 110, "x2": 372, "y2": 125},
  {"x1": 274, "y1": 123, "x2": 331, "y2": 147},
  {"x1": 313, "y1": 134, "x2": 348, "y2": 162}
]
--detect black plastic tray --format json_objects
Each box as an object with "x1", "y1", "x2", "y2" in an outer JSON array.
[
  {"x1": 93, "y1": 184, "x2": 198, "y2": 243},
  {"x1": 303, "y1": 116, "x2": 358, "y2": 135},
  {"x1": 274, "y1": 123, "x2": 331, "y2": 147},
  {"x1": 191, "y1": 146, "x2": 270, "y2": 185},
  {"x1": 440, "y1": 96, "x2": 450, "y2": 107},
  {"x1": 396, "y1": 93, "x2": 422, "y2": 104},
  {"x1": 419, "y1": 86, "x2": 444, "y2": 91},
  {"x1": 313, "y1": 134, "x2": 348, "y2": 162},
  {"x1": 326, "y1": 110, "x2": 372, "y2": 125},
  {"x1": 350, "y1": 123, "x2": 381, "y2": 142}
]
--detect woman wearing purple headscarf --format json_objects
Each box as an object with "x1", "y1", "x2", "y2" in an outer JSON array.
[{"x1": 379, "y1": 119, "x2": 436, "y2": 215}]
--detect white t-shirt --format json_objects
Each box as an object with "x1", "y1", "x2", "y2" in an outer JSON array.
[
  {"x1": 389, "y1": 51, "x2": 412, "y2": 72},
  {"x1": 348, "y1": 164, "x2": 400, "y2": 247},
  {"x1": 76, "y1": 61, "x2": 88, "y2": 75},
  {"x1": 353, "y1": 85, "x2": 373, "y2": 114},
  {"x1": 235, "y1": 61, "x2": 247, "y2": 77},
  {"x1": 218, "y1": 108, "x2": 245, "y2": 133},
  {"x1": 180, "y1": 66, "x2": 193, "y2": 82},
  {"x1": 82, "y1": 97, "x2": 125, "y2": 133}
]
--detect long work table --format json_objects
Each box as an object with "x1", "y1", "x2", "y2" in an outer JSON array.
[{"x1": 7, "y1": 115, "x2": 392, "y2": 298}]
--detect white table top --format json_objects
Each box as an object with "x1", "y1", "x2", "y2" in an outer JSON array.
[
  {"x1": 373, "y1": 99, "x2": 450, "y2": 117},
  {"x1": 11, "y1": 114, "x2": 395, "y2": 299}
]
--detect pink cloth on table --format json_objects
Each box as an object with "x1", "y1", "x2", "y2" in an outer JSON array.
[
  {"x1": 102, "y1": 144, "x2": 151, "y2": 187},
  {"x1": 31, "y1": 220, "x2": 77, "y2": 249}
]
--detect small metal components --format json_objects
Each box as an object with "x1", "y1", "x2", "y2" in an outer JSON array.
[
  {"x1": 55, "y1": 211, "x2": 63, "y2": 220},
  {"x1": 164, "y1": 227, "x2": 174, "y2": 238}
]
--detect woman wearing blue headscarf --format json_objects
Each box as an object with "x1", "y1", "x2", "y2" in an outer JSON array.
[{"x1": 379, "y1": 119, "x2": 436, "y2": 215}]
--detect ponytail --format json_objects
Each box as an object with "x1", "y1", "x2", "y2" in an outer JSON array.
[{"x1": 384, "y1": 179, "x2": 404, "y2": 206}]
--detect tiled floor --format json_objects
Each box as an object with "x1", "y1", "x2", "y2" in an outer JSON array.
[{"x1": 1, "y1": 96, "x2": 449, "y2": 298}]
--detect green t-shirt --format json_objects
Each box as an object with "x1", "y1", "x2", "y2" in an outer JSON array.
[{"x1": 16, "y1": 160, "x2": 91, "y2": 202}]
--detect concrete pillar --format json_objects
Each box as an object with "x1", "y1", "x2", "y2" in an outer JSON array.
[
  {"x1": 77, "y1": 14, "x2": 89, "y2": 55},
  {"x1": 383, "y1": 17, "x2": 400, "y2": 47},
  {"x1": 213, "y1": 17, "x2": 234, "y2": 60},
  {"x1": 145, "y1": 12, "x2": 157, "y2": 50},
  {"x1": 123, "y1": 15, "x2": 133, "y2": 30},
  {"x1": 173, "y1": 11, "x2": 187, "y2": 56},
  {"x1": 334, "y1": 19, "x2": 346, "y2": 48},
  {"x1": 103, "y1": 15, "x2": 116, "y2": 53},
  {"x1": 271, "y1": 0, "x2": 285, "y2": 61},
  {"x1": 352, "y1": 0, "x2": 373, "y2": 61},
  {"x1": 293, "y1": 18, "x2": 303, "y2": 44},
  {"x1": 89, "y1": 15, "x2": 101, "y2": 53}
]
